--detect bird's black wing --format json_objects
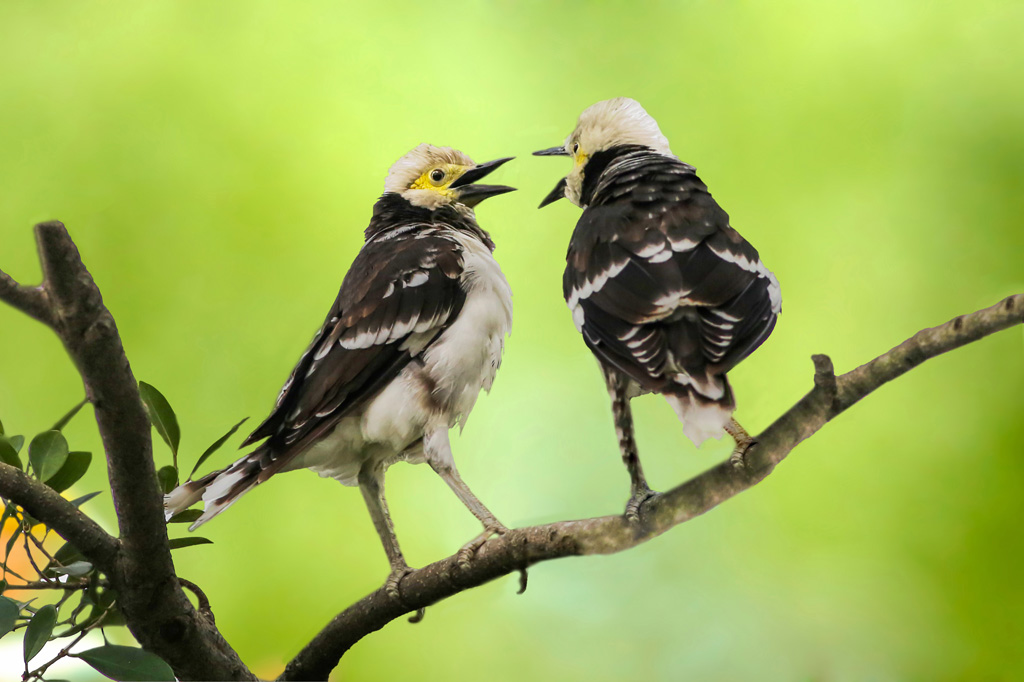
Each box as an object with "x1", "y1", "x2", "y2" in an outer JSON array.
[
  {"x1": 564, "y1": 150, "x2": 780, "y2": 394},
  {"x1": 241, "y1": 232, "x2": 467, "y2": 471}
]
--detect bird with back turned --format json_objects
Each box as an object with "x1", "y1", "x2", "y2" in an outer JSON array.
[{"x1": 535, "y1": 98, "x2": 781, "y2": 518}]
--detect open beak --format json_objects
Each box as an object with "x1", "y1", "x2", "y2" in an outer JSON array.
[
  {"x1": 451, "y1": 157, "x2": 516, "y2": 207},
  {"x1": 538, "y1": 177, "x2": 567, "y2": 208},
  {"x1": 534, "y1": 145, "x2": 570, "y2": 207},
  {"x1": 450, "y1": 157, "x2": 514, "y2": 188},
  {"x1": 533, "y1": 146, "x2": 570, "y2": 157}
]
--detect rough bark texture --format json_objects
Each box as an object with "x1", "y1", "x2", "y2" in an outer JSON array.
[
  {"x1": 1, "y1": 221, "x2": 1021, "y2": 681},
  {"x1": 0, "y1": 222, "x2": 255, "y2": 681},
  {"x1": 0, "y1": 465, "x2": 119, "y2": 572}
]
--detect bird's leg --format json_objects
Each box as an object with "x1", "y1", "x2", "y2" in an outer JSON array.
[
  {"x1": 606, "y1": 373, "x2": 655, "y2": 521},
  {"x1": 724, "y1": 417, "x2": 755, "y2": 467},
  {"x1": 358, "y1": 466, "x2": 412, "y2": 599},
  {"x1": 424, "y1": 430, "x2": 508, "y2": 569}
]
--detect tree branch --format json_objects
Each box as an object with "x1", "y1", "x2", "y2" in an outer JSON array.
[
  {"x1": 5, "y1": 221, "x2": 1021, "y2": 682},
  {"x1": 0, "y1": 465, "x2": 119, "y2": 573},
  {"x1": 0, "y1": 221, "x2": 255, "y2": 681},
  {"x1": 0, "y1": 270, "x2": 53, "y2": 327},
  {"x1": 279, "y1": 293, "x2": 1024, "y2": 681}
]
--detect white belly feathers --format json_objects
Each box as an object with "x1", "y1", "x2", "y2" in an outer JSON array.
[
  {"x1": 422, "y1": 233, "x2": 513, "y2": 419},
  {"x1": 293, "y1": 232, "x2": 512, "y2": 486}
]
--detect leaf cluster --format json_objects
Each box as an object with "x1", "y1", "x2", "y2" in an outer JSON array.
[{"x1": 1, "y1": 388, "x2": 245, "y2": 681}]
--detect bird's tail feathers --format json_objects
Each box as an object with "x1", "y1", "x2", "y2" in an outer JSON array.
[
  {"x1": 163, "y1": 470, "x2": 219, "y2": 521},
  {"x1": 163, "y1": 447, "x2": 273, "y2": 531},
  {"x1": 664, "y1": 374, "x2": 735, "y2": 447}
]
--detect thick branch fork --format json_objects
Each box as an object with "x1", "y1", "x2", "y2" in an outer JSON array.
[
  {"x1": 2, "y1": 221, "x2": 1021, "y2": 682},
  {"x1": 0, "y1": 222, "x2": 254, "y2": 681}
]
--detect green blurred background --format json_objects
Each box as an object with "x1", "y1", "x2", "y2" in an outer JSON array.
[{"x1": 2, "y1": 1, "x2": 1023, "y2": 680}]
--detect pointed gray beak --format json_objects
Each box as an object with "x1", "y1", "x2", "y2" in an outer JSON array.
[
  {"x1": 450, "y1": 157, "x2": 515, "y2": 188},
  {"x1": 538, "y1": 177, "x2": 567, "y2": 208},
  {"x1": 456, "y1": 183, "x2": 516, "y2": 207},
  {"x1": 450, "y1": 157, "x2": 516, "y2": 208},
  {"x1": 533, "y1": 146, "x2": 570, "y2": 157}
]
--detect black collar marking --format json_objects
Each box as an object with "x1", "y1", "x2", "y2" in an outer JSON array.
[
  {"x1": 579, "y1": 144, "x2": 651, "y2": 206},
  {"x1": 365, "y1": 193, "x2": 495, "y2": 251}
]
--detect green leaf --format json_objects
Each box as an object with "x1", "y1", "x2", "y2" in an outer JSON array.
[
  {"x1": 0, "y1": 596, "x2": 18, "y2": 639},
  {"x1": 28, "y1": 430, "x2": 69, "y2": 482},
  {"x1": 75, "y1": 645, "x2": 174, "y2": 682},
  {"x1": 23, "y1": 603, "x2": 57, "y2": 663},
  {"x1": 51, "y1": 541, "x2": 85, "y2": 568},
  {"x1": 4, "y1": 521, "x2": 22, "y2": 561},
  {"x1": 10, "y1": 435, "x2": 24, "y2": 453},
  {"x1": 51, "y1": 398, "x2": 89, "y2": 431},
  {"x1": 69, "y1": 491, "x2": 102, "y2": 508},
  {"x1": 167, "y1": 509, "x2": 203, "y2": 524},
  {"x1": 0, "y1": 437, "x2": 21, "y2": 470},
  {"x1": 50, "y1": 561, "x2": 93, "y2": 577},
  {"x1": 1, "y1": 502, "x2": 16, "y2": 527},
  {"x1": 0, "y1": 417, "x2": 4, "y2": 434},
  {"x1": 156, "y1": 465, "x2": 178, "y2": 494},
  {"x1": 44, "y1": 451, "x2": 92, "y2": 493},
  {"x1": 168, "y1": 537, "x2": 212, "y2": 550},
  {"x1": 189, "y1": 417, "x2": 248, "y2": 479},
  {"x1": 96, "y1": 587, "x2": 118, "y2": 610},
  {"x1": 0, "y1": 578, "x2": 7, "y2": 594},
  {"x1": 138, "y1": 382, "x2": 180, "y2": 462}
]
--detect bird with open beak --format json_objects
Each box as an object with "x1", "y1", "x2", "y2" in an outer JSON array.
[
  {"x1": 535, "y1": 98, "x2": 781, "y2": 519},
  {"x1": 166, "y1": 144, "x2": 516, "y2": 597}
]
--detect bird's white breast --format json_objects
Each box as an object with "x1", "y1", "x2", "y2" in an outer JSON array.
[
  {"x1": 291, "y1": 232, "x2": 511, "y2": 485},
  {"x1": 422, "y1": 232, "x2": 513, "y2": 425}
]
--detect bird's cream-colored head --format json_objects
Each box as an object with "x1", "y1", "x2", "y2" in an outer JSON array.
[
  {"x1": 384, "y1": 144, "x2": 515, "y2": 210},
  {"x1": 534, "y1": 98, "x2": 674, "y2": 207}
]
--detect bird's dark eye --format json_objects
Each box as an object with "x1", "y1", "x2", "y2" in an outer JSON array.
[
  {"x1": 573, "y1": 142, "x2": 580, "y2": 154},
  {"x1": 430, "y1": 169, "x2": 445, "y2": 183}
]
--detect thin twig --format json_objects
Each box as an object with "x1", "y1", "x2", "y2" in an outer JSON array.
[
  {"x1": 51, "y1": 397, "x2": 90, "y2": 432},
  {"x1": 23, "y1": 522, "x2": 57, "y2": 563},
  {"x1": 2, "y1": 560, "x2": 34, "y2": 583},
  {"x1": 6, "y1": 579, "x2": 96, "y2": 591},
  {"x1": 24, "y1": 602, "x2": 115, "y2": 681},
  {"x1": 20, "y1": 525, "x2": 50, "y2": 581},
  {"x1": 179, "y1": 577, "x2": 215, "y2": 623}
]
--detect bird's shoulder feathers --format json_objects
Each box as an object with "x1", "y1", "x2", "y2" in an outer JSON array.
[
  {"x1": 242, "y1": 226, "x2": 470, "y2": 465},
  {"x1": 564, "y1": 146, "x2": 780, "y2": 392}
]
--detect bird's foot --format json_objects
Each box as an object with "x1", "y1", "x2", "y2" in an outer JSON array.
[
  {"x1": 625, "y1": 484, "x2": 659, "y2": 521},
  {"x1": 729, "y1": 437, "x2": 757, "y2": 469},
  {"x1": 624, "y1": 486, "x2": 658, "y2": 522},
  {"x1": 384, "y1": 563, "x2": 415, "y2": 600},
  {"x1": 456, "y1": 522, "x2": 508, "y2": 570},
  {"x1": 725, "y1": 418, "x2": 756, "y2": 469}
]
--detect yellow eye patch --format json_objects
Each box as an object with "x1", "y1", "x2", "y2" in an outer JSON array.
[{"x1": 410, "y1": 164, "x2": 470, "y2": 192}]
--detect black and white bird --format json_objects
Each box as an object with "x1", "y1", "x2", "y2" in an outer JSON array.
[
  {"x1": 165, "y1": 144, "x2": 515, "y2": 595},
  {"x1": 535, "y1": 98, "x2": 780, "y2": 518}
]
